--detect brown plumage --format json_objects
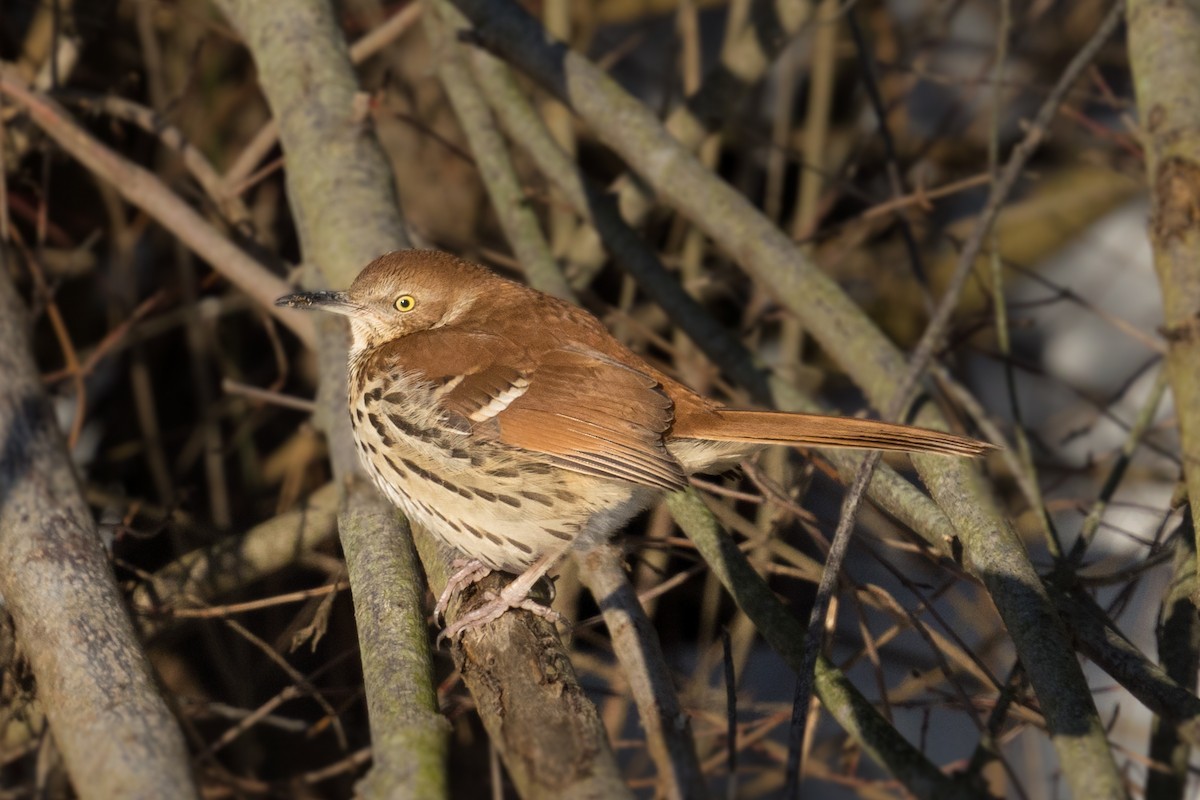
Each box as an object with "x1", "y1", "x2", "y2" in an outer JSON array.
[{"x1": 279, "y1": 250, "x2": 991, "y2": 636}]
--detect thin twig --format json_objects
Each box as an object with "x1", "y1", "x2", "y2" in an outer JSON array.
[
  {"x1": 59, "y1": 92, "x2": 252, "y2": 226},
  {"x1": 220, "y1": 617, "x2": 349, "y2": 751},
  {"x1": 1068, "y1": 367, "x2": 1171, "y2": 563},
  {"x1": 221, "y1": 379, "x2": 317, "y2": 413},
  {"x1": 721, "y1": 628, "x2": 738, "y2": 800},
  {"x1": 0, "y1": 72, "x2": 315, "y2": 346}
]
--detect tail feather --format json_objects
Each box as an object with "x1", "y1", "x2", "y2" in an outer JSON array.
[{"x1": 676, "y1": 409, "x2": 993, "y2": 457}]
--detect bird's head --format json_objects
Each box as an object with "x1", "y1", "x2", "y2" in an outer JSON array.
[{"x1": 276, "y1": 250, "x2": 494, "y2": 353}]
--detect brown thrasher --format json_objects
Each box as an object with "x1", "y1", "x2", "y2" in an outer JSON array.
[{"x1": 279, "y1": 250, "x2": 990, "y2": 638}]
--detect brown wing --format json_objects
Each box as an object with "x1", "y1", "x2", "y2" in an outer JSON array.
[
  {"x1": 486, "y1": 348, "x2": 685, "y2": 490},
  {"x1": 365, "y1": 329, "x2": 522, "y2": 432},
  {"x1": 371, "y1": 332, "x2": 686, "y2": 490}
]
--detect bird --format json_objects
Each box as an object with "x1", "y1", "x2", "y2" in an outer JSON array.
[{"x1": 277, "y1": 250, "x2": 991, "y2": 639}]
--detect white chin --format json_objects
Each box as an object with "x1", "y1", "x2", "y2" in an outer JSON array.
[{"x1": 348, "y1": 321, "x2": 377, "y2": 352}]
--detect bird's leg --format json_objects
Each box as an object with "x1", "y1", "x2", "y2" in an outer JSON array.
[
  {"x1": 438, "y1": 551, "x2": 565, "y2": 643},
  {"x1": 433, "y1": 558, "x2": 493, "y2": 625}
]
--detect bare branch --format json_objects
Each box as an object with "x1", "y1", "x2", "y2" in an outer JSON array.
[
  {"x1": 576, "y1": 543, "x2": 708, "y2": 798},
  {"x1": 210, "y1": 1, "x2": 443, "y2": 794},
  {"x1": 1128, "y1": 0, "x2": 1200, "y2": 595},
  {"x1": 0, "y1": 253, "x2": 196, "y2": 799},
  {"x1": 427, "y1": 0, "x2": 571, "y2": 300},
  {"x1": 0, "y1": 73, "x2": 315, "y2": 347}
]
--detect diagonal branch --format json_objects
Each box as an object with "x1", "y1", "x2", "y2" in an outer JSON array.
[
  {"x1": 0, "y1": 252, "x2": 197, "y2": 799},
  {"x1": 0, "y1": 73, "x2": 315, "y2": 347},
  {"x1": 427, "y1": 0, "x2": 572, "y2": 300},
  {"x1": 576, "y1": 543, "x2": 708, "y2": 799}
]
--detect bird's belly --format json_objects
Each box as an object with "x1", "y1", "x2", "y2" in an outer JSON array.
[{"x1": 350, "y1": 397, "x2": 650, "y2": 573}]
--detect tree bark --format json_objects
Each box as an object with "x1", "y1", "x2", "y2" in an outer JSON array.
[
  {"x1": 0, "y1": 254, "x2": 197, "y2": 799},
  {"x1": 1128, "y1": 0, "x2": 1200, "y2": 601}
]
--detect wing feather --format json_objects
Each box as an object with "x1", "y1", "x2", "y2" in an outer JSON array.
[{"x1": 364, "y1": 332, "x2": 685, "y2": 490}]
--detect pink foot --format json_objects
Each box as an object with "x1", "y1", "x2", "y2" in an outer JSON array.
[
  {"x1": 436, "y1": 552, "x2": 568, "y2": 644},
  {"x1": 438, "y1": 584, "x2": 563, "y2": 645},
  {"x1": 433, "y1": 558, "x2": 493, "y2": 625}
]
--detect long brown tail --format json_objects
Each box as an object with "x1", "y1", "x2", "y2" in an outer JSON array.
[{"x1": 677, "y1": 409, "x2": 993, "y2": 456}]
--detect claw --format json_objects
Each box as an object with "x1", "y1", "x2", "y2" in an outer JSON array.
[
  {"x1": 435, "y1": 551, "x2": 570, "y2": 644},
  {"x1": 433, "y1": 559, "x2": 493, "y2": 625},
  {"x1": 438, "y1": 586, "x2": 563, "y2": 645}
]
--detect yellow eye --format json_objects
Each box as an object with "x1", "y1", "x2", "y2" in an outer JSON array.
[{"x1": 394, "y1": 294, "x2": 416, "y2": 312}]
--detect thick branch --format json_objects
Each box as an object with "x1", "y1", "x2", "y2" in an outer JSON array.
[
  {"x1": 1127, "y1": 0, "x2": 1200, "y2": 595},
  {"x1": 0, "y1": 255, "x2": 197, "y2": 799},
  {"x1": 211, "y1": 2, "x2": 442, "y2": 795},
  {"x1": 1051, "y1": 584, "x2": 1200, "y2": 746},
  {"x1": 1147, "y1": 527, "x2": 1200, "y2": 799},
  {"x1": 417, "y1": 535, "x2": 631, "y2": 800}
]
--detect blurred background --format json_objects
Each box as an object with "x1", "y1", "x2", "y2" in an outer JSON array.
[{"x1": 0, "y1": 0, "x2": 1182, "y2": 797}]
